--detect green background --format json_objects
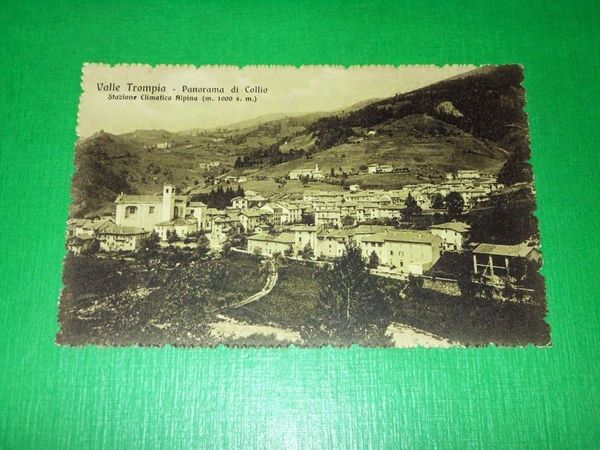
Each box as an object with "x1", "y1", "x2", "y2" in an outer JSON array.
[{"x1": 1, "y1": 0, "x2": 599, "y2": 448}]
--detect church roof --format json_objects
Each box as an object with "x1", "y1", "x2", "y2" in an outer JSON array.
[
  {"x1": 115, "y1": 194, "x2": 162, "y2": 204},
  {"x1": 115, "y1": 194, "x2": 187, "y2": 204}
]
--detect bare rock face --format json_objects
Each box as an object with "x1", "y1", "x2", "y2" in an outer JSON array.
[{"x1": 435, "y1": 101, "x2": 464, "y2": 118}]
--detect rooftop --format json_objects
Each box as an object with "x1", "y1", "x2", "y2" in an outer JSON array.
[
  {"x1": 248, "y1": 232, "x2": 295, "y2": 244},
  {"x1": 473, "y1": 243, "x2": 538, "y2": 258},
  {"x1": 429, "y1": 221, "x2": 471, "y2": 233},
  {"x1": 361, "y1": 231, "x2": 440, "y2": 245},
  {"x1": 242, "y1": 209, "x2": 272, "y2": 217},
  {"x1": 115, "y1": 194, "x2": 162, "y2": 205},
  {"x1": 115, "y1": 194, "x2": 187, "y2": 204},
  {"x1": 156, "y1": 217, "x2": 196, "y2": 227},
  {"x1": 98, "y1": 224, "x2": 148, "y2": 236}
]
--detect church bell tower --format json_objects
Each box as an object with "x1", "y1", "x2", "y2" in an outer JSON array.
[{"x1": 161, "y1": 184, "x2": 175, "y2": 222}]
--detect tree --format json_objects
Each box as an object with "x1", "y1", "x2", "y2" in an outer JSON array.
[
  {"x1": 498, "y1": 152, "x2": 533, "y2": 185},
  {"x1": 444, "y1": 191, "x2": 465, "y2": 219},
  {"x1": 431, "y1": 193, "x2": 444, "y2": 209},
  {"x1": 341, "y1": 215, "x2": 354, "y2": 227},
  {"x1": 403, "y1": 193, "x2": 422, "y2": 220},
  {"x1": 306, "y1": 240, "x2": 391, "y2": 345},
  {"x1": 284, "y1": 246, "x2": 294, "y2": 257},
  {"x1": 330, "y1": 167, "x2": 335, "y2": 177},
  {"x1": 195, "y1": 233, "x2": 210, "y2": 259},
  {"x1": 167, "y1": 230, "x2": 180, "y2": 244},
  {"x1": 455, "y1": 252, "x2": 477, "y2": 299},
  {"x1": 368, "y1": 251, "x2": 380, "y2": 269},
  {"x1": 300, "y1": 243, "x2": 314, "y2": 259},
  {"x1": 301, "y1": 211, "x2": 315, "y2": 225}
]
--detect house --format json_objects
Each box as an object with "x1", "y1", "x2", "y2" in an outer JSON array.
[
  {"x1": 314, "y1": 229, "x2": 351, "y2": 259},
  {"x1": 289, "y1": 225, "x2": 322, "y2": 254},
  {"x1": 96, "y1": 224, "x2": 149, "y2": 252},
  {"x1": 289, "y1": 164, "x2": 324, "y2": 180},
  {"x1": 378, "y1": 205, "x2": 404, "y2": 220},
  {"x1": 66, "y1": 218, "x2": 117, "y2": 254},
  {"x1": 154, "y1": 217, "x2": 198, "y2": 241},
  {"x1": 239, "y1": 208, "x2": 272, "y2": 233},
  {"x1": 210, "y1": 216, "x2": 241, "y2": 244},
  {"x1": 314, "y1": 208, "x2": 341, "y2": 227},
  {"x1": 455, "y1": 188, "x2": 487, "y2": 207},
  {"x1": 245, "y1": 193, "x2": 266, "y2": 208},
  {"x1": 312, "y1": 225, "x2": 396, "y2": 260},
  {"x1": 261, "y1": 202, "x2": 302, "y2": 225},
  {"x1": 156, "y1": 142, "x2": 171, "y2": 149},
  {"x1": 367, "y1": 163, "x2": 393, "y2": 174},
  {"x1": 247, "y1": 232, "x2": 295, "y2": 256},
  {"x1": 429, "y1": 221, "x2": 471, "y2": 252},
  {"x1": 456, "y1": 169, "x2": 480, "y2": 180},
  {"x1": 205, "y1": 208, "x2": 226, "y2": 231},
  {"x1": 187, "y1": 201, "x2": 208, "y2": 230},
  {"x1": 66, "y1": 235, "x2": 95, "y2": 255},
  {"x1": 349, "y1": 184, "x2": 361, "y2": 192},
  {"x1": 360, "y1": 231, "x2": 442, "y2": 275},
  {"x1": 472, "y1": 243, "x2": 541, "y2": 280},
  {"x1": 231, "y1": 196, "x2": 248, "y2": 209}
]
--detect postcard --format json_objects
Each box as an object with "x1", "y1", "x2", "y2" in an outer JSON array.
[{"x1": 57, "y1": 64, "x2": 549, "y2": 347}]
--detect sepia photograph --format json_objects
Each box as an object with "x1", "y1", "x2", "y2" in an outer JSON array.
[{"x1": 57, "y1": 64, "x2": 549, "y2": 347}]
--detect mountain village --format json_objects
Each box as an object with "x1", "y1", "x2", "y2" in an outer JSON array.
[{"x1": 67, "y1": 166, "x2": 540, "y2": 284}]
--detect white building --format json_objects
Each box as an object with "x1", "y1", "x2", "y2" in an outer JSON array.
[
  {"x1": 155, "y1": 217, "x2": 198, "y2": 241},
  {"x1": 247, "y1": 232, "x2": 295, "y2": 256},
  {"x1": 429, "y1": 221, "x2": 470, "y2": 252},
  {"x1": 289, "y1": 164, "x2": 324, "y2": 180},
  {"x1": 115, "y1": 184, "x2": 208, "y2": 240},
  {"x1": 360, "y1": 231, "x2": 442, "y2": 275},
  {"x1": 96, "y1": 223, "x2": 149, "y2": 252}
]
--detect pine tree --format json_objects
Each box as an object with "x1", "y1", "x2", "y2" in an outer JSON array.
[
  {"x1": 444, "y1": 191, "x2": 465, "y2": 219},
  {"x1": 308, "y1": 241, "x2": 391, "y2": 345},
  {"x1": 404, "y1": 193, "x2": 422, "y2": 220}
]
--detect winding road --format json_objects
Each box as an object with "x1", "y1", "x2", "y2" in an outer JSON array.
[{"x1": 210, "y1": 259, "x2": 278, "y2": 313}]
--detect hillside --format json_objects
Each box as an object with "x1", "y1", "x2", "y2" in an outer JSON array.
[
  {"x1": 251, "y1": 114, "x2": 507, "y2": 188},
  {"x1": 70, "y1": 65, "x2": 530, "y2": 215},
  {"x1": 307, "y1": 64, "x2": 529, "y2": 153}
]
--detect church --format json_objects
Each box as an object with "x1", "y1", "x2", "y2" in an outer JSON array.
[{"x1": 115, "y1": 184, "x2": 208, "y2": 239}]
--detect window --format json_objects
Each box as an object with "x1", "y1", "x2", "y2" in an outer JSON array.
[
  {"x1": 125, "y1": 206, "x2": 137, "y2": 218},
  {"x1": 189, "y1": 209, "x2": 195, "y2": 215},
  {"x1": 149, "y1": 206, "x2": 155, "y2": 214}
]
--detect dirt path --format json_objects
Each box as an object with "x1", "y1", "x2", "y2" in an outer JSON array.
[{"x1": 210, "y1": 260, "x2": 278, "y2": 313}]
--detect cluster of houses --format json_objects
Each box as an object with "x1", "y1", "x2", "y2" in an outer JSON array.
[
  {"x1": 67, "y1": 172, "x2": 537, "y2": 281},
  {"x1": 247, "y1": 224, "x2": 447, "y2": 275}
]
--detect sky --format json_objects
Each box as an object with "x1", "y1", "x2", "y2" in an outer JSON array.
[{"x1": 78, "y1": 64, "x2": 476, "y2": 137}]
